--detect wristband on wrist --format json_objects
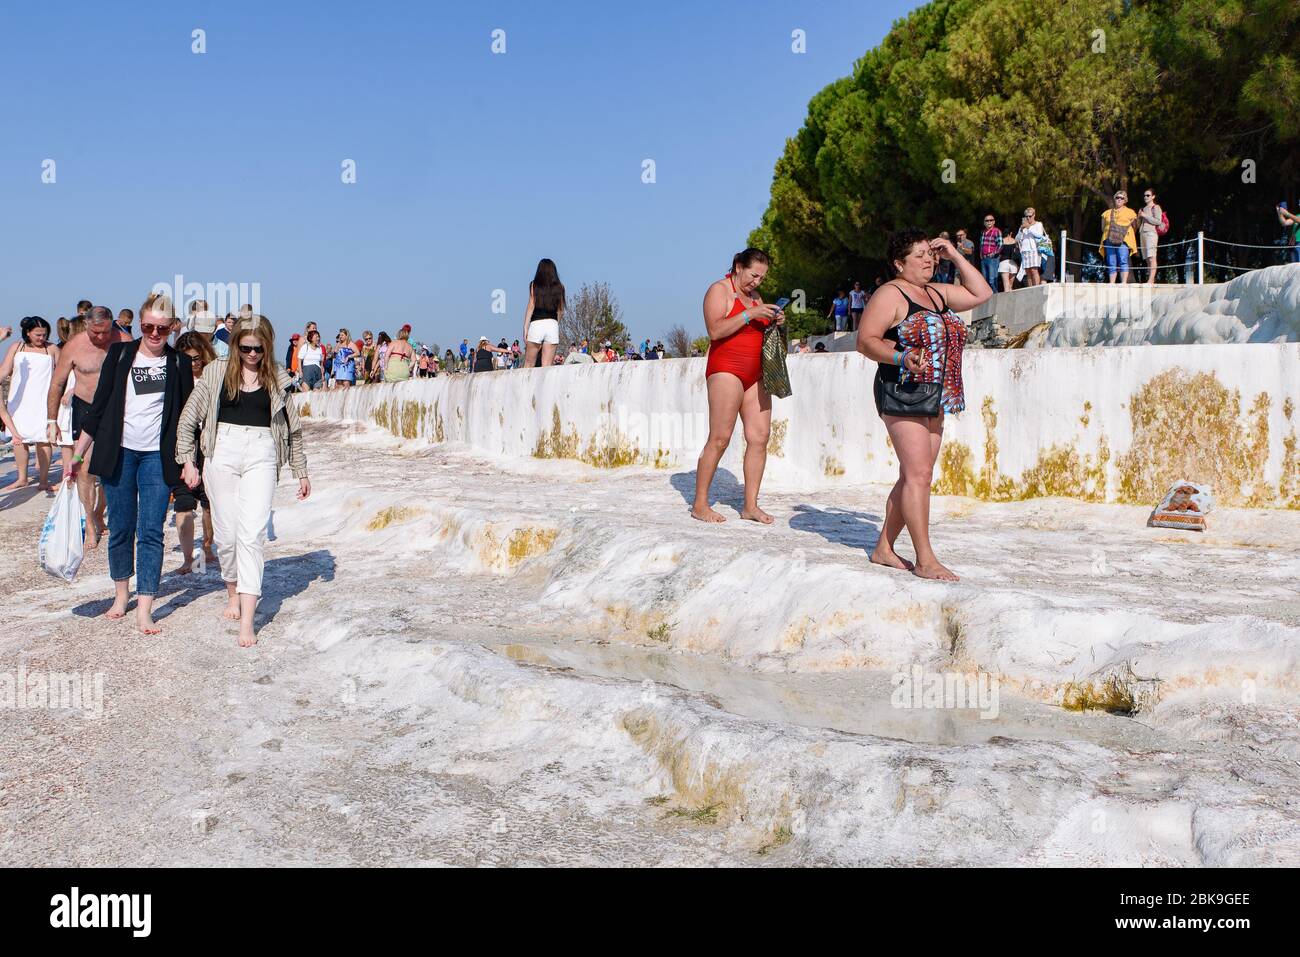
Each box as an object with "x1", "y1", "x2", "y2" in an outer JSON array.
[
  {"x1": 72, "y1": 453, "x2": 84, "y2": 464},
  {"x1": 894, "y1": 348, "x2": 907, "y2": 366}
]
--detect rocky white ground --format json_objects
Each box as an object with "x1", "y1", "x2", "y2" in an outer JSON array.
[{"x1": 1, "y1": 423, "x2": 1297, "y2": 866}]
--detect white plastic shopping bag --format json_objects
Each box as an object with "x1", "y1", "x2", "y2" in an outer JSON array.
[{"x1": 38, "y1": 480, "x2": 86, "y2": 582}]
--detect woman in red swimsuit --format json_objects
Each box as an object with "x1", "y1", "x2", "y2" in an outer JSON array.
[{"x1": 692, "y1": 248, "x2": 785, "y2": 524}]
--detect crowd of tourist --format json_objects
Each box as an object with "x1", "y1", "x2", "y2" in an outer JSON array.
[{"x1": 2, "y1": 296, "x2": 309, "y2": 646}]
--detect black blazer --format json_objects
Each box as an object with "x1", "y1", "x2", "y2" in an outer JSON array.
[{"x1": 81, "y1": 340, "x2": 194, "y2": 486}]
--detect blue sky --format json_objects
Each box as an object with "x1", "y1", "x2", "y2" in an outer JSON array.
[{"x1": 0, "y1": 0, "x2": 914, "y2": 349}]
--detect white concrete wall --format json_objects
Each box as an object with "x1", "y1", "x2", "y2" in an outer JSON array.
[{"x1": 302, "y1": 342, "x2": 1300, "y2": 507}]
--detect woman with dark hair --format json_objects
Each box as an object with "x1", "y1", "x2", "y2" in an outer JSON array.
[
  {"x1": 171, "y1": 332, "x2": 219, "y2": 574},
  {"x1": 691, "y1": 247, "x2": 785, "y2": 524},
  {"x1": 523, "y1": 258, "x2": 565, "y2": 369},
  {"x1": 69, "y1": 293, "x2": 194, "y2": 633},
  {"x1": 857, "y1": 230, "x2": 992, "y2": 580},
  {"x1": 998, "y1": 226, "x2": 1021, "y2": 292},
  {"x1": 1, "y1": 316, "x2": 59, "y2": 491},
  {"x1": 373, "y1": 331, "x2": 392, "y2": 383}
]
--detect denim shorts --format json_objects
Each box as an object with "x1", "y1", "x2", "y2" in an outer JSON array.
[
  {"x1": 1103, "y1": 242, "x2": 1130, "y2": 274},
  {"x1": 302, "y1": 364, "x2": 324, "y2": 389}
]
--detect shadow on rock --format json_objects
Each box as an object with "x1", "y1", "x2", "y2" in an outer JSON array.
[
  {"x1": 669, "y1": 467, "x2": 743, "y2": 511},
  {"x1": 70, "y1": 549, "x2": 337, "y2": 626},
  {"x1": 788, "y1": 503, "x2": 883, "y2": 555},
  {"x1": 254, "y1": 549, "x2": 337, "y2": 627}
]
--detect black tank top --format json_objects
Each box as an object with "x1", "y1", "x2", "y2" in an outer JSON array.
[
  {"x1": 877, "y1": 283, "x2": 945, "y2": 384},
  {"x1": 473, "y1": 347, "x2": 495, "y2": 372},
  {"x1": 218, "y1": 386, "x2": 271, "y2": 427}
]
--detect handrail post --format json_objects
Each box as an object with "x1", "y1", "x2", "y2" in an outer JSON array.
[
  {"x1": 1061, "y1": 229, "x2": 1068, "y2": 282},
  {"x1": 1197, "y1": 231, "x2": 1204, "y2": 285}
]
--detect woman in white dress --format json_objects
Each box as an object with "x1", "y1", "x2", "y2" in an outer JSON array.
[
  {"x1": 1, "y1": 317, "x2": 60, "y2": 491},
  {"x1": 1015, "y1": 207, "x2": 1045, "y2": 287}
]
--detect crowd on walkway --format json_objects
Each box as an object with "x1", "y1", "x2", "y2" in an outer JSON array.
[{"x1": 2, "y1": 297, "x2": 309, "y2": 646}]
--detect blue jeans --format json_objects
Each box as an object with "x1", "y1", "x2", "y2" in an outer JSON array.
[
  {"x1": 981, "y1": 255, "x2": 1000, "y2": 288},
  {"x1": 102, "y1": 448, "x2": 171, "y2": 596},
  {"x1": 1103, "y1": 242, "x2": 1129, "y2": 277}
]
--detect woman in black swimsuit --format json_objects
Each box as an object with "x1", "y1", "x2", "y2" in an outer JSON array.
[
  {"x1": 857, "y1": 229, "x2": 992, "y2": 581},
  {"x1": 472, "y1": 336, "x2": 509, "y2": 373}
]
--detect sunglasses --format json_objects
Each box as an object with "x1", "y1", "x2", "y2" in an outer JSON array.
[
  {"x1": 140, "y1": 323, "x2": 170, "y2": 336},
  {"x1": 238, "y1": 344, "x2": 265, "y2": 355}
]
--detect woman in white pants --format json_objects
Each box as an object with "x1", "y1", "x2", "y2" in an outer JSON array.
[
  {"x1": 522, "y1": 258, "x2": 565, "y2": 369},
  {"x1": 176, "y1": 315, "x2": 310, "y2": 647}
]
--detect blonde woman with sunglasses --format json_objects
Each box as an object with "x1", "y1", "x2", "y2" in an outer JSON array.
[
  {"x1": 69, "y1": 294, "x2": 194, "y2": 635},
  {"x1": 177, "y1": 315, "x2": 310, "y2": 647}
]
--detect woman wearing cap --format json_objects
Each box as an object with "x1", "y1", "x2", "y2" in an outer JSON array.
[
  {"x1": 177, "y1": 315, "x2": 310, "y2": 648},
  {"x1": 691, "y1": 247, "x2": 785, "y2": 524},
  {"x1": 1, "y1": 316, "x2": 60, "y2": 492},
  {"x1": 472, "y1": 336, "x2": 507, "y2": 373},
  {"x1": 384, "y1": 325, "x2": 415, "y2": 382},
  {"x1": 69, "y1": 293, "x2": 194, "y2": 634},
  {"x1": 523, "y1": 258, "x2": 565, "y2": 370}
]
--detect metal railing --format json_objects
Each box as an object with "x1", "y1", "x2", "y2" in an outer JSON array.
[{"x1": 1057, "y1": 230, "x2": 1297, "y2": 284}]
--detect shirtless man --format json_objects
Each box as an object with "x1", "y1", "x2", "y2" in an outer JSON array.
[{"x1": 47, "y1": 306, "x2": 115, "y2": 544}]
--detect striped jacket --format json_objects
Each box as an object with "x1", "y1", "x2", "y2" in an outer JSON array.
[{"x1": 176, "y1": 360, "x2": 308, "y2": 481}]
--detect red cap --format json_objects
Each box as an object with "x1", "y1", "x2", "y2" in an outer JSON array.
[
  {"x1": 400, "y1": 323, "x2": 412, "y2": 333},
  {"x1": 290, "y1": 333, "x2": 301, "y2": 339}
]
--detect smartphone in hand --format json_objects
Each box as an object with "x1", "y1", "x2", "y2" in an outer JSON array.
[{"x1": 774, "y1": 297, "x2": 791, "y2": 310}]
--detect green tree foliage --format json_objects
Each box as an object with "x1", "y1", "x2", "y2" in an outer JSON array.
[
  {"x1": 751, "y1": 0, "x2": 1300, "y2": 298},
  {"x1": 561, "y1": 282, "x2": 629, "y2": 350}
]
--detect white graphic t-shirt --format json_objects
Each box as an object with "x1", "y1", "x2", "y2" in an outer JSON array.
[{"x1": 123, "y1": 354, "x2": 168, "y2": 452}]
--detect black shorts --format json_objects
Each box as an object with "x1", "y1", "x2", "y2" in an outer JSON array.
[
  {"x1": 173, "y1": 483, "x2": 209, "y2": 513},
  {"x1": 71, "y1": 395, "x2": 92, "y2": 441}
]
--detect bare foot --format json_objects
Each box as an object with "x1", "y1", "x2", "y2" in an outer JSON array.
[
  {"x1": 173, "y1": 562, "x2": 192, "y2": 575},
  {"x1": 691, "y1": 506, "x2": 727, "y2": 523},
  {"x1": 85, "y1": 516, "x2": 106, "y2": 550},
  {"x1": 222, "y1": 601, "x2": 241, "y2": 621},
  {"x1": 739, "y1": 506, "x2": 774, "y2": 525},
  {"x1": 869, "y1": 544, "x2": 915, "y2": 571},
  {"x1": 137, "y1": 608, "x2": 161, "y2": 635},
  {"x1": 39, "y1": 482, "x2": 54, "y2": 493},
  {"x1": 204, "y1": 548, "x2": 218, "y2": 564},
  {"x1": 912, "y1": 560, "x2": 959, "y2": 582},
  {"x1": 237, "y1": 624, "x2": 258, "y2": 648},
  {"x1": 0, "y1": 479, "x2": 28, "y2": 493},
  {"x1": 105, "y1": 598, "x2": 128, "y2": 620}
]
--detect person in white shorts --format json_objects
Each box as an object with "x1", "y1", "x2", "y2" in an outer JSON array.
[{"x1": 523, "y1": 258, "x2": 565, "y2": 369}]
